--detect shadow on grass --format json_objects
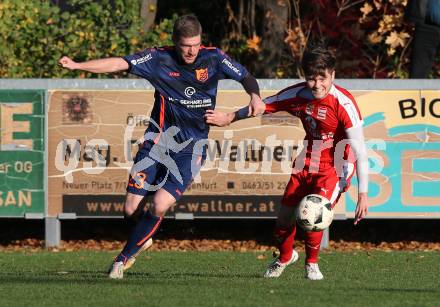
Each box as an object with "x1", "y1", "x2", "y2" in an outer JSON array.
[
  {"x1": 126, "y1": 270, "x2": 262, "y2": 279},
  {"x1": 0, "y1": 269, "x2": 262, "y2": 285},
  {"x1": 351, "y1": 287, "x2": 440, "y2": 294},
  {"x1": 1, "y1": 270, "x2": 440, "y2": 296}
]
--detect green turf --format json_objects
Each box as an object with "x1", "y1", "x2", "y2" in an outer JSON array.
[{"x1": 0, "y1": 250, "x2": 439, "y2": 306}]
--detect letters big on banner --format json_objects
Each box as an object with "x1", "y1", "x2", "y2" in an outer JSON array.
[
  {"x1": 345, "y1": 90, "x2": 440, "y2": 218},
  {"x1": 47, "y1": 90, "x2": 304, "y2": 218},
  {"x1": 47, "y1": 89, "x2": 440, "y2": 218},
  {"x1": 0, "y1": 90, "x2": 45, "y2": 217}
]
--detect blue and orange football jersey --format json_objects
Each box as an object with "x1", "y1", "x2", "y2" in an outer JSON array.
[{"x1": 123, "y1": 46, "x2": 248, "y2": 149}]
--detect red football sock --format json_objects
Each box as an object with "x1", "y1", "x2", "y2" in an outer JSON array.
[
  {"x1": 274, "y1": 225, "x2": 297, "y2": 263},
  {"x1": 305, "y1": 231, "x2": 323, "y2": 263}
]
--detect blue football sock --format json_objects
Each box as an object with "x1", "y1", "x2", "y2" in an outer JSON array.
[{"x1": 115, "y1": 210, "x2": 162, "y2": 263}]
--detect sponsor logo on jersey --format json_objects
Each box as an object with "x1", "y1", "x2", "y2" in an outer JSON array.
[
  {"x1": 179, "y1": 98, "x2": 212, "y2": 109},
  {"x1": 184, "y1": 87, "x2": 196, "y2": 98},
  {"x1": 169, "y1": 71, "x2": 180, "y2": 77},
  {"x1": 317, "y1": 107, "x2": 327, "y2": 120},
  {"x1": 131, "y1": 53, "x2": 152, "y2": 65},
  {"x1": 195, "y1": 68, "x2": 209, "y2": 82},
  {"x1": 221, "y1": 58, "x2": 242, "y2": 76}
]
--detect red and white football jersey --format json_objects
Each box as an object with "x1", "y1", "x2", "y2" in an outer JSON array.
[{"x1": 264, "y1": 82, "x2": 363, "y2": 166}]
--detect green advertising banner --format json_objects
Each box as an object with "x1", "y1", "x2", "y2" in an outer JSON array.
[{"x1": 0, "y1": 90, "x2": 45, "y2": 217}]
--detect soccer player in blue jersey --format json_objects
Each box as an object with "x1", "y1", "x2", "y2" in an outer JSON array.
[{"x1": 59, "y1": 14, "x2": 265, "y2": 279}]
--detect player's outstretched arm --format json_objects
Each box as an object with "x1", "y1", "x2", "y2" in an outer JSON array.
[
  {"x1": 59, "y1": 56, "x2": 129, "y2": 73},
  {"x1": 205, "y1": 105, "x2": 255, "y2": 127},
  {"x1": 346, "y1": 125, "x2": 369, "y2": 225},
  {"x1": 240, "y1": 74, "x2": 265, "y2": 116}
]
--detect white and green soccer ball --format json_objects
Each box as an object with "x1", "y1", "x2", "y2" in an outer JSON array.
[{"x1": 296, "y1": 194, "x2": 334, "y2": 232}]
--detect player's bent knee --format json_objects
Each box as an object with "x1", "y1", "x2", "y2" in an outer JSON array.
[
  {"x1": 124, "y1": 206, "x2": 136, "y2": 217},
  {"x1": 277, "y1": 204, "x2": 296, "y2": 228},
  {"x1": 150, "y1": 189, "x2": 176, "y2": 217},
  {"x1": 124, "y1": 193, "x2": 144, "y2": 217},
  {"x1": 150, "y1": 203, "x2": 169, "y2": 217},
  {"x1": 150, "y1": 199, "x2": 175, "y2": 217}
]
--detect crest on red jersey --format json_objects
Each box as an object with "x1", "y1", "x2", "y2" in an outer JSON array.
[
  {"x1": 195, "y1": 68, "x2": 209, "y2": 82},
  {"x1": 317, "y1": 107, "x2": 327, "y2": 120}
]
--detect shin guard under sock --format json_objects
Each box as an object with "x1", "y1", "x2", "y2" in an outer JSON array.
[
  {"x1": 305, "y1": 230, "x2": 323, "y2": 263},
  {"x1": 115, "y1": 211, "x2": 162, "y2": 263},
  {"x1": 274, "y1": 225, "x2": 297, "y2": 263}
]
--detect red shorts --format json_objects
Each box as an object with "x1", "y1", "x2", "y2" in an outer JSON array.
[{"x1": 281, "y1": 162, "x2": 355, "y2": 208}]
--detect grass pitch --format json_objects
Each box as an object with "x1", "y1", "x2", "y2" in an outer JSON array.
[{"x1": 0, "y1": 250, "x2": 439, "y2": 306}]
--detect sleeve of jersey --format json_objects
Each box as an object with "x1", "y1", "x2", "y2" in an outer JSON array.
[
  {"x1": 216, "y1": 49, "x2": 248, "y2": 82},
  {"x1": 345, "y1": 126, "x2": 368, "y2": 194},
  {"x1": 122, "y1": 48, "x2": 157, "y2": 79},
  {"x1": 337, "y1": 94, "x2": 363, "y2": 129},
  {"x1": 263, "y1": 94, "x2": 292, "y2": 114}
]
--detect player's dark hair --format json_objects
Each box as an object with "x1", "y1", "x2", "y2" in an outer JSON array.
[
  {"x1": 301, "y1": 40, "x2": 336, "y2": 77},
  {"x1": 172, "y1": 14, "x2": 202, "y2": 42}
]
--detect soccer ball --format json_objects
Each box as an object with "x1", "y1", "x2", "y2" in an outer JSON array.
[{"x1": 295, "y1": 194, "x2": 334, "y2": 232}]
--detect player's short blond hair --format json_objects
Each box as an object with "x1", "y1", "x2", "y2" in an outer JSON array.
[{"x1": 172, "y1": 15, "x2": 202, "y2": 42}]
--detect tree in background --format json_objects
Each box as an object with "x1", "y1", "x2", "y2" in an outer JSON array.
[
  {"x1": 1, "y1": 0, "x2": 437, "y2": 78},
  {"x1": 0, "y1": 0, "x2": 174, "y2": 78},
  {"x1": 140, "y1": 0, "x2": 158, "y2": 32},
  {"x1": 217, "y1": 0, "x2": 415, "y2": 78},
  {"x1": 222, "y1": 0, "x2": 290, "y2": 78},
  {"x1": 358, "y1": 0, "x2": 414, "y2": 78}
]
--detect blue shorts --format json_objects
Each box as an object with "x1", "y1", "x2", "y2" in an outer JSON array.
[{"x1": 126, "y1": 141, "x2": 205, "y2": 201}]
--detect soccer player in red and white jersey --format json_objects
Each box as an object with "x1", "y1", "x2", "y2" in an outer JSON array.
[{"x1": 205, "y1": 42, "x2": 369, "y2": 280}]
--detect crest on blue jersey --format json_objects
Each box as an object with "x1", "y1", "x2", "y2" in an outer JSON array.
[{"x1": 195, "y1": 68, "x2": 209, "y2": 82}]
